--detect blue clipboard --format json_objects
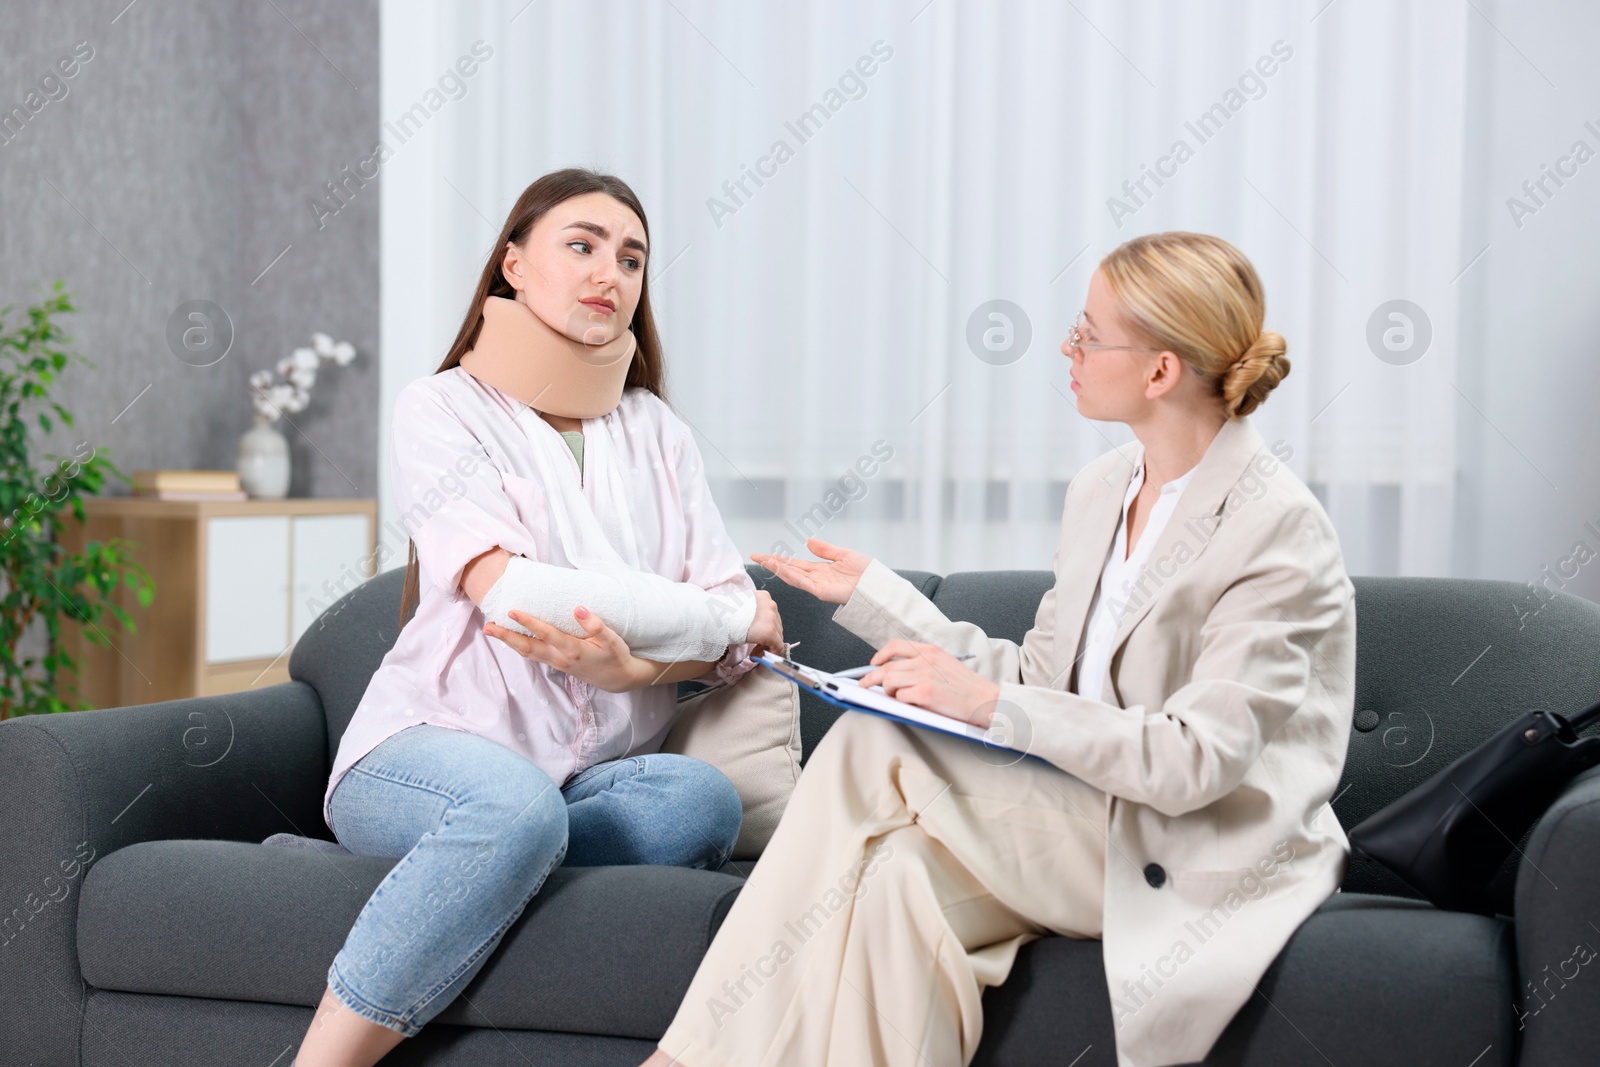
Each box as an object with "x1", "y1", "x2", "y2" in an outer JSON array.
[{"x1": 756, "y1": 655, "x2": 1048, "y2": 766}]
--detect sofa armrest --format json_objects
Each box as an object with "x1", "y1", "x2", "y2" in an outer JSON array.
[
  {"x1": 0, "y1": 681, "x2": 329, "y2": 1066},
  {"x1": 1514, "y1": 763, "x2": 1600, "y2": 1064}
]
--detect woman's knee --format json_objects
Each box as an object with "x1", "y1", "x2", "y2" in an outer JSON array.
[
  {"x1": 809, "y1": 710, "x2": 903, "y2": 770},
  {"x1": 461, "y1": 761, "x2": 570, "y2": 872},
  {"x1": 649, "y1": 755, "x2": 744, "y2": 869},
  {"x1": 697, "y1": 762, "x2": 744, "y2": 862}
]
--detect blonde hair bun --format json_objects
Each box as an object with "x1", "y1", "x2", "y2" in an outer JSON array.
[{"x1": 1223, "y1": 330, "x2": 1290, "y2": 419}]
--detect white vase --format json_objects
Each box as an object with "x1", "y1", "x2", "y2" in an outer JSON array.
[{"x1": 237, "y1": 414, "x2": 291, "y2": 499}]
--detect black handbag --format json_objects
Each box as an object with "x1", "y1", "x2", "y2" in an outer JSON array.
[{"x1": 1349, "y1": 698, "x2": 1600, "y2": 915}]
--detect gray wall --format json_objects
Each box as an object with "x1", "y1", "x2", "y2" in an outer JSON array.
[{"x1": 0, "y1": 0, "x2": 379, "y2": 500}]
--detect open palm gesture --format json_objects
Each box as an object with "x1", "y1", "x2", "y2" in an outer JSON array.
[{"x1": 749, "y1": 538, "x2": 872, "y2": 606}]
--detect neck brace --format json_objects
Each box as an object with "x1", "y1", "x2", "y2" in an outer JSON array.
[{"x1": 458, "y1": 295, "x2": 636, "y2": 418}]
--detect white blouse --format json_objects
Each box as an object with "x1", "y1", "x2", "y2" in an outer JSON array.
[
  {"x1": 1072, "y1": 454, "x2": 1198, "y2": 704},
  {"x1": 323, "y1": 369, "x2": 756, "y2": 831}
]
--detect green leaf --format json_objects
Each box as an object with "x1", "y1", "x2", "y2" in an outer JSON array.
[{"x1": 0, "y1": 280, "x2": 156, "y2": 716}]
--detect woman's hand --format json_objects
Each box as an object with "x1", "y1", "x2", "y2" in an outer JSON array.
[
  {"x1": 857, "y1": 639, "x2": 1001, "y2": 729},
  {"x1": 484, "y1": 606, "x2": 652, "y2": 694},
  {"x1": 750, "y1": 538, "x2": 871, "y2": 606},
  {"x1": 745, "y1": 590, "x2": 784, "y2": 657}
]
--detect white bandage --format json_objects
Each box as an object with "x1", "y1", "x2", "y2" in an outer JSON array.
[{"x1": 479, "y1": 555, "x2": 757, "y2": 663}]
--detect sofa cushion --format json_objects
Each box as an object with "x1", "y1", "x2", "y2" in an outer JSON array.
[
  {"x1": 661, "y1": 658, "x2": 802, "y2": 860},
  {"x1": 77, "y1": 851, "x2": 1516, "y2": 1064},
  {"x1": 969, "y1": 893, "x2": 1515, "y2": 1067},
  {"x1": 77, "y1": 839, "x2": 743, "y2": 1040},
  {"x1": 79, "y1": 990, "x2": 662, "y2": 1067}
]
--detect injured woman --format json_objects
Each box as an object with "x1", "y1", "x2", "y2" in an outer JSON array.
[{"x1": 294, "y1": 168, "x2": 783, "y2": 1066}]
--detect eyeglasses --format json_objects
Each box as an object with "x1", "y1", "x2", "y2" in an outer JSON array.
[{"x1": 1066, "y1": 311, "x2": 1163, "y2": 358}]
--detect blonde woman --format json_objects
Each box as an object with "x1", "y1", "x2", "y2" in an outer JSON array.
[{"x1": 642, "y1": 232, "x2": 1355, "y2": 1067}]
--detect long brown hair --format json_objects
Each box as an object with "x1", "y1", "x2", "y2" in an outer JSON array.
[{"x1": 398, "y1": 168, "x2": 668, "y2": 628}]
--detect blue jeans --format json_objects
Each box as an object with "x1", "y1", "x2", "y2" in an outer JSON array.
[{"x1": 324, "y1": 723, "x2": 743, "y2": 1037}]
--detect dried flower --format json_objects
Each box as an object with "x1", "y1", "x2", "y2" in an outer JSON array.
[{"x1": 251, "y1": 332, "x2": 358, "y2": 423}]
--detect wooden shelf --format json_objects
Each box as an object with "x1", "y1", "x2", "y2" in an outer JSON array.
[{"x1": 56, "y1": 495, "x2": 378, "y2": 710}]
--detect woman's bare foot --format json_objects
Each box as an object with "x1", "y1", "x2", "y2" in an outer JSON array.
[
  {"x1": 638, "y1": 1049, "x2": 683, "y2": 1066},
  {"x1": 293, "y1": 984, "x2": 407, "y2": 1067}
]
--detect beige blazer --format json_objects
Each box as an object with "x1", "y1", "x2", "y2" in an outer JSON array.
[{"x1": 831, "y1": 414, "x2": 1356, "y2": 1067}]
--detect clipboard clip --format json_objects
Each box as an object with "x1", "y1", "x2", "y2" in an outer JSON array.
[{"x1": 759, "y1": 651, "x2": 823, "y2": 691}]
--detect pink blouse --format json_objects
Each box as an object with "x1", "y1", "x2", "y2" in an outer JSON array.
[{"x1": 323, "y1": 368, "x2": 757, "y2": 831}]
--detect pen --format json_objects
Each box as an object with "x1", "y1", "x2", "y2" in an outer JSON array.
[{"x1": 833, "y1": 653, "x2": 977, "y2": 681}]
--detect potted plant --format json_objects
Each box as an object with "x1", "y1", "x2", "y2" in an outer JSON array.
[{"x1": 0, "y1": 281, "x2": 153, "y2": 718}]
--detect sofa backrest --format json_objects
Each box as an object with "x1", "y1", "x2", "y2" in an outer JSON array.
[
  {"x1": 290, "y1": 566, "x2": 412, "y2": 770},
  {"x1": 293, "y1": 565, "x2": 1600, "y2": 903},
  {"x1": 1326, "y1": 576, "x2": 1600, "y2": 902}
]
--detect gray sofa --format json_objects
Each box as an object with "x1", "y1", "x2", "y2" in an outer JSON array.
[{"x1": 4, "y1": 565, "x2": 1600, "y2": 1067}]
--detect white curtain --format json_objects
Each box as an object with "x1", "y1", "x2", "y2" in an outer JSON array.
[{"x1": 378, "y1": 0, "x2": 1485, "y2": 579}]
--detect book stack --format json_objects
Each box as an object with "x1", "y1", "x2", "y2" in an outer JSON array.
[{"x1": 131, "y1": 470, "x2": 249, "y2": 501}]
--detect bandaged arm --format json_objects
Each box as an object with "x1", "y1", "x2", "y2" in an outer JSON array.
[{"x1": 478, "y1": 554, "x2": 758, "y2": 663}]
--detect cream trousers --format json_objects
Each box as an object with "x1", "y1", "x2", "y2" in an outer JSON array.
[{"x1": 658, "y1": 710, "x2": 1110, "y2": 1067}]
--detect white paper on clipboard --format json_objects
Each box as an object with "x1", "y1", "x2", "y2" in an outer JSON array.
[{"x1": 754, "y1": 651, "x2": 1030, "y2": 755}]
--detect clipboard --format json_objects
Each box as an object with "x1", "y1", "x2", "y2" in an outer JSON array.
[{"x1": 755, "y1": 652, "x2": 1046, "y2": 765}]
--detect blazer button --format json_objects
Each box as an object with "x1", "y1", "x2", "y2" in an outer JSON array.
[{"x1": 1144, "y1": 863, "x2": 1167, "y2": 889}]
